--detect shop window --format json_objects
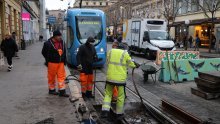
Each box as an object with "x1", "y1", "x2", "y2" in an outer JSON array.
[{"x1": 67, "y1": 26, "x2": 74, "y2": 48}]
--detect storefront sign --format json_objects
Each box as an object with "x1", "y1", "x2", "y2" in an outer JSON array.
[
  {"x1": 22, "y1": 13, "x2": 30, "y2": 21},
  {"x1": 156, "y1": 51, "x2": 200, "y2": 65}
]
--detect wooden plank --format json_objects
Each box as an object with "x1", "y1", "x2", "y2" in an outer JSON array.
[
  {"x1": 162, "y1": 99, "x2": 203, "y2": 124},
  {"x1": 198, "y1": 71, "x2": 220, "y2": 83},
  {"x1": 191, "y1": 87, "x2": 220, "y2": 100},
  {"x1": 195, "y1": 78, "x2": 220, "y2": 93}
]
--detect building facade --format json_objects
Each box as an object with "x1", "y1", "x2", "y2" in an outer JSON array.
[
  {"x1": 171, "y1": 0, "x2": 220, "y2": 48},
  {"x1": 0, "y1": 0, "x2": 40, "y2": 47},
  {"x1": 47, "y1": 10, "x2": 65, "y2": 32},
  {"x1": 22, "y1": 1, "x2": 40, "y2": 44},
  {"x1": 0, "y1": 0, "x2": 22, "y2": 45},
  {"x1": 73, "y1": 0, "x2": 116, "y2": 10},
  {"x1": 104, "y1": 0, "x2": 165, "y2": 35}
]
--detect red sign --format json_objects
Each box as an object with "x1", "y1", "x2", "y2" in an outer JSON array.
[{"x1": 22, "y1": 13, "x2": 30, "y2": 21}]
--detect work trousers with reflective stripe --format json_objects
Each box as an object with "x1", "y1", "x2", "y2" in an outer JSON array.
[
  {"x1": 102, "y1": 84, "x2": 125, "y2": 114},
  {"x1": 80, "y1": 73, "x2": 94, "y2": 93},
  {"x1": 48, "y1": 62, "x2": 66, "y2": 90}
]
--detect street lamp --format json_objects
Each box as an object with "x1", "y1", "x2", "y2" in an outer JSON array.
[
  {"x1": 185, "y1": 20, "x2": 190, "y2": 36},
  {"x1": 185, "y1": 19, "x2": 190, "y2": 50},
  {"x1": 120, "y1": 6, "x2": 124, "y2": 24}
]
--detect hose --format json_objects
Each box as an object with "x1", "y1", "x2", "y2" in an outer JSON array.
[{"x1": 131, "y1": 68, "x2": 144, "y2": 104}]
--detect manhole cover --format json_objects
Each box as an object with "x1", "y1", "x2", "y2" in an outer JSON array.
[{"x1": 35, "y1": 118, "x2": 54, "y2": 124}]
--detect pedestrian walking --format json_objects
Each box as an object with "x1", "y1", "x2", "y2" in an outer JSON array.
[
  {"x1": 42, "y1": 30, "x2": 69, "y2": 97},
  {"x1": 12, "y1": 32, "x2": 19, "y2": 58},
  {"x1": 76, "y1": 37, "x2": 100, "y2": 99},
  {"x1": 188, "y1": 36, "x2": 193, "y2": 48},
  {"x1": 195, "y1": 35, "x2": 200, "y2": 51},
  {"x1": 101, "y1": 41, "x2": 139, "y2": 120},
  {"x1": 211, "y1": 34, "x2": 216, "y2": 49},
  {"x1": 183, "y1": 35, "x2": 188, "y2": 50},
  {"x1": 1, "y1": 32, "x2": 18, "y2": 71},
  {"x1": 39, "y1": 35, "x2": 43, "y2": 42}
]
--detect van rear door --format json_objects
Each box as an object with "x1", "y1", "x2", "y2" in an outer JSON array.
[{"x1": 131, "y1": 21, "x2": 141, "y2": 47}]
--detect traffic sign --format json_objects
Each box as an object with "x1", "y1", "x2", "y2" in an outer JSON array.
[{"x1": 48, "y1": 16, "x2": 56, "y2": 24}]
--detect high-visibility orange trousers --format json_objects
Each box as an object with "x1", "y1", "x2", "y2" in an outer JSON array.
[
  {"x1": 48, "y1": 62, "x2": 66, "y2": 90},
  {"x1": 80, "y1": 73, "x2": 94, "y2": 93}
]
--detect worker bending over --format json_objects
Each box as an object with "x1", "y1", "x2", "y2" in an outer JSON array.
[{"x1": 101, "y1": 41, "x2": 139, "y2": 119}]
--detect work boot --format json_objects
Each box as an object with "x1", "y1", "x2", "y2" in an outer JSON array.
[
  {"x1": 48, "y1": 89, "x2": 59, "y2": 95},
  {"x1": 86, "y1": 91, "x2": 95, "y2": 98},
  {"x1": 115, "y1": 114, "x2": 124, "y2": 123},
  {"x1": 59, "y1": 90, "x2": 69, "y2": 97},
  {"x1": 82, "y1": 93, "x2": 87, "y2": 99},
  {"x1": 100, "y1": 111, "x2": 109, "y2": 118}
]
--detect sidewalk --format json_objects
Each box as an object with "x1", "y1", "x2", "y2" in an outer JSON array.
[
  {"x1": 0, "y1": 42, "x2": 78, "y2": 124},
  {"x1": 176, "y1": 47, "x2": 220, "y2": 58}
]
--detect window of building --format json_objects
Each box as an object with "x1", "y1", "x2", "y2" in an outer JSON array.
[
  {"x1": 100, "y1": 2, "x2": 102, "y2": 6},
  {"x1": 93, "y1": 2, "x2": 96, "y2": 5},
  {"x1": 8, "y1": 5, "x2": 12, "y2": 33},
  {"x1": 191, "y1": 0, "x2": 199, "y2": 12},
  {"x1": 86, "y1": 2, "x2": 88, "y2": 5},
  {"x1": 177, "y1": 0, "x2": 188, "y2": 14},
  {"x1": 106, "y1": 2, "x2": 108, "y2": 6}
]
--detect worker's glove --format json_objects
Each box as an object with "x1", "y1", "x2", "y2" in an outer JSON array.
[
  {"x1": 77, "y1": 64, "x2": 82, "y2": 71},
  {"x1": 134, "y1": 62, "x2": 140, "y2": 68}
]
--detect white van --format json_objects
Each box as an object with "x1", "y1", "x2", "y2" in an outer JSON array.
[{"x1": 123, "y1": 18, "x2": 175, "y2": 58}]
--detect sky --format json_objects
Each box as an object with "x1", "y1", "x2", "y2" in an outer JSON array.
[{"x1": 45, "y1": 0, "x2": 75, "y2": 10}]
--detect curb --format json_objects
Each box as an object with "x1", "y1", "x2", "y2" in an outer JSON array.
[{"x1": 65, "y1": 68, "x2": 99, "y2": 122}]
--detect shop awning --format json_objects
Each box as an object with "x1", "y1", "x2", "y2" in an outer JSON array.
[{"x1": 169, "y1": 18, "x2": 220, "y2": 27}]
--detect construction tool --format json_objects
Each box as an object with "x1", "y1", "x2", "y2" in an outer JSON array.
[
  {"x1": 166, "y1": 50, "x2": 175, "y2": 84},
  {"x1": 173, "y1": 54, "x2": 179, "y2": 82}
]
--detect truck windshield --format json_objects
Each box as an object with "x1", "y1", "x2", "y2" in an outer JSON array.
[
  {"x1": 148, "y1": 31, "x2": 169, "y2": 40},
  {"x1": 76, "y1": 16, "x2": 102, "y2": 45}
]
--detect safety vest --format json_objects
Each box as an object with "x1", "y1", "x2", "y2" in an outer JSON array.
[{"x1": 106, "y1": 49, "x2": 136, "y2": 85}]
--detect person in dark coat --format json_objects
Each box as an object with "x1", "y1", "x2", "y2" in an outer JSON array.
[
  {"x1": 1, "y1": 32, "x2": 18, "y2": 71},
  {"x1": 76, "y1": 37, "x2": 99, "y2": 99},
  {"x1": 12, "y1": 32, "x2": 19, "y2": 58},
  {"x1": 188, "y1": 36, "x2": 193, "y2": 48},
  {"x1": 42, "y1": 30, "x2": 69, "y2": 97}
]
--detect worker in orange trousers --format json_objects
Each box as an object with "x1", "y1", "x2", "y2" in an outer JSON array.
[{"x1": 42, "y1": 30, "x2": 69, "y2": 97}]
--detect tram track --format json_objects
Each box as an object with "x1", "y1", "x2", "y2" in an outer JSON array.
[
  {"x1": 68, "y1": 66, "x2": 203, "y2": 124},
  {"x1": 94, "y1": 68, "x2": 179, "y2": 124}
]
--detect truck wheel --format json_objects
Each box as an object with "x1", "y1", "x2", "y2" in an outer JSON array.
[{"x1": 144, "y1": 49, "x2": 150, "y2": 59}]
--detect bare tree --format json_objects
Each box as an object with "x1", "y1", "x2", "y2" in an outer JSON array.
[
  {"x1": 163, "y1": 0, "x2": 184, "y2": 35},
  {"x1": 191, "y1": 0, "x2": 220, "y2": 52}
]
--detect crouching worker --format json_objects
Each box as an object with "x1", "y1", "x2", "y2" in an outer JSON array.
[
  {"x1": 42, "y1": 30, "x2": 69, "y2": 97},
  {"x1": 101, "y1": 41, "x2": 139, "y2": 119},
  {"x1": 76, "y1": 37, "x2": 100, "y2": 99}
]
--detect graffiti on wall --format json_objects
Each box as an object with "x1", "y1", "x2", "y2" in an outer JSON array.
[
  {"x1": 156, "y1": 51, "x2": 200, "y2": 65},
  {"x1": 159, "y1": 58, "x2": 220, "y2": 83}
]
